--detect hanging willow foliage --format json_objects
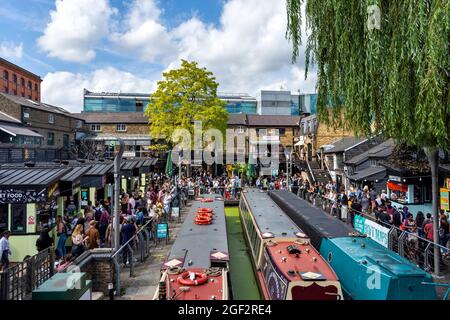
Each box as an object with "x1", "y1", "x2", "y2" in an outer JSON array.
[{"x1": 286, "y1": 0, "x2": 449, "y2": 149}]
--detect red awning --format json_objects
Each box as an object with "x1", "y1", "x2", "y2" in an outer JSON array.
[{"x1": 387, "y1": 181, "x2": 408, "y2": 192}]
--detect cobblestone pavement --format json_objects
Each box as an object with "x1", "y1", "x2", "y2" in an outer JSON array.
[{"x1": 116, "y1": 203, "x2": 189, "y2": 300}]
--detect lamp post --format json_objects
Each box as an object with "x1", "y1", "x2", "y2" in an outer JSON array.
[{"x1": 284, "y1": 146, "x2": 292, "y2": 191}]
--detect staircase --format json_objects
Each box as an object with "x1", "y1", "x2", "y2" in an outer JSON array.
[{"x1": 307, "y1": 160, "x2": 330, "y2": 184}]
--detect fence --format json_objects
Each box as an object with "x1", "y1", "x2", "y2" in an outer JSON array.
[
  {"x1": 294, "y1": 189, "x2": 450, "y2": 299},
  {"x1": 0, "y1": 246, "x2": 55, "y2": 300}
]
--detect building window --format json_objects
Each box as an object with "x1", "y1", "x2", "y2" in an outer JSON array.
[
  {"x1": 3, "y1": 87, "x2": 8, "y2": 94},
  {"x1": 116, "y1": 123, "x2": 127, "y2": 132},
  {"x1": 21, "y1": 77, "x2": 25, "y2": 86},
  {"x1": 23, "y1": 108, "x2": 30, "y2": 119},
  {"x1": 13, "y1": 74, "x2": 17, "y2": 83},
  {"x1": 28, "y1": 81, "x2": 32, "y2": 90},
  {"x1": 237, "y1": 126, "x2": 245, "y2": 134},
  {"x1": 63, "y1": 134, "x2": 69, "y2": 148},
  {"x1": 48, "y1": 114, "x2": 55, "y2": 124},
  {"x1": 47, "y1": 132, "x2": 55, "y2": 145},
  {"x1": 11, "y1": 204, "x2": 26, "y2": 234},
  {"x1": 278, "y1": 128, "x2": 286, "y2": 135},
  {"x1": 90, "y1": 124, "x2": 101, "y2": 132},
  {"x1": 34, "y1": 83, "x2": 38, "y2": 91},
  {"x1": 76, "y1": 120, "x2": 83, "y2": 128},
  {"x1": 3, "y1": 70, "x2": 8, "y2": 81}
]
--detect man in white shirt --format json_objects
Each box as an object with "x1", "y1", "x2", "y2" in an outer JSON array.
[{"x1": 0, "y1": 231, "x2": 11, "y2": 270}]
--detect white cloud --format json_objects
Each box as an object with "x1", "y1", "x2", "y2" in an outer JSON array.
[
  {"x1": 41, "y1": 67, "x2": 156, "y2": 112},
  {"x1": 0, "y1": 42, "x2": 23, "y2": 60},
  {"x1": 37, "y1": 0, "x2": 116, "y2": 63},
  {"x1": 112, "y1": 0, "x2": 314, "y2": 95}
]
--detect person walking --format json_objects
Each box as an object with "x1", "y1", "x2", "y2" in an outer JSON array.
[
  {"x1": 36, "y1": 225, "x2": 53, "y2": 252},
  {"x1": 85, "y1": 220, "x2": 100, "y2": 250},
  {"x1": 56, "y1": 216, "x2": 67, "y2": 259},
  {"x1": 0, "y1": 231, "x2": 11, "y2": 270},
  {"x1": 71, "y1": 224, "x2": 85, "y2": 258}
]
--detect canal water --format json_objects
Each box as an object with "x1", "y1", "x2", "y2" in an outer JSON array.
[{"x1": 225, "y1": 206, "x2": 261, "y2": 300}]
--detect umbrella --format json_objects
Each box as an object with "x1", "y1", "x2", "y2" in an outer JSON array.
[{"x1": 165, "y1": 151, "x2": 173, "y2": 176}]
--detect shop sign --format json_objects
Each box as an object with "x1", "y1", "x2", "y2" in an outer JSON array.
[
  {"x1": 48, "y1": 182, "x2": 60, "y2": 198},
  {"x1": 440, "y1": 188, "x2": 449, "y2": 211},
  {"x1": 28, "y1": 216, "x2": 35, "y2": 225},
  {"x1": 157, "y1": 223, "x2": 168, "y2": 239},
  {"x1": 354, "y1": 215, "x2": 389, "y2": 248},
  {"x1": 388, "y1": 175, "x2": 401, "y2": 182},
  {"x1": 446, "y1": 178, "x2": 450, "y2": 190},
  {"x1": 0, "y1": 188, "x2": 47, "y2": 204}
]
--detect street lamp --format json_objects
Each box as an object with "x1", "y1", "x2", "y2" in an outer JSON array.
[{"x1": 284, "y1": 146, "x2": 293, "y2": 191}]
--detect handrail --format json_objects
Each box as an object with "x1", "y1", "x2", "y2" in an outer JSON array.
[
  {"x1": 110, "y1": 217, "x2": 154, "y2": 259},
  {"x1": 306, "y1": 159, "x2": 316, "y2": 183},
  {"x1": 301, "y1": 190, "x2": 449, "y2": 253}
]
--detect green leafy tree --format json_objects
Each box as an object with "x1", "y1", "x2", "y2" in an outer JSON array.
[
  {"x1": 286, "y1": 0, "x2": 449, "y2": 274},
  {"x1": 145, "y1": 60, "x2": 228, "y2": 148}
]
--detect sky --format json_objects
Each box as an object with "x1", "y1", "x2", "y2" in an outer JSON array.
[{"x1": 0, "y1": 0, "x2": 316, "y2": 112}]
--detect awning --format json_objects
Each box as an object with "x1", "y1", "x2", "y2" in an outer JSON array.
[
  {"x1": 387, "y1": 181, "x2": 408, "y2": 192},
  {"x1": 0, "y1": 124, "x2": 43, "y2": 138},
  {"x1": 347, "y1": 166, "x2": 386, "y2": 181}
]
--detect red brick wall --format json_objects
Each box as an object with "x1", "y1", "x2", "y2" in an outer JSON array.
[{"x1": 0, "y1": 60, "x2": 41, "y2": 102}]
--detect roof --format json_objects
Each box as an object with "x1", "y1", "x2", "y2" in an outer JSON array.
[
  {"x1": 0, "y1": 123, "x2": 43, "y2": 138},
  {"x1": 0, "y1": 57, "x2": 42, "y2": 81},
  {"x1": 0, "y1": 167, "x2": 69, "y2": 186},
  {"x1": 227, "y1": 113, "x2": 247, "y2": 125},
  {"x1": 0, "y1": 111, "x2": 21, "y2": 124},
  {"x1": 0, "y1": 93, "x2": 82, "y2": 119},
  {"x1": 84, "y1": 163, "x2": 113, "y2": 175},
  {"x1": 322, "y1": 137, "x2": 367, "y2": 154},
  {"x1": 247, "y1": 115, "x2": 301, "y2": 127},
  {"x1": 346, "y1": 166, "x2": 386, "y2": 181},
  {"x1": 167, "y1": 194, "x2": 228, "y2": 269},
  {"x1": 60, "y1": 166, "x2": 92, "y2": 182},
  {"x1": 345, "y1": 139, "x2": 395, "y2": 165},
  {"x1": 242, "y1": 189, "x2": 302, "y2": 238},
  {"x1": 268, "y1": 190, "x2": 354, "y2": 249},
  {"x1": 439, "y1": 164, "x2": 450, "y2": 174},
  {"x1": 77, "y1": 112, "x2": 148, "y2": 124}
]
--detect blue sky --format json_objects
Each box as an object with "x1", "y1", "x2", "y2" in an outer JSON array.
[{"x1": 0, "y1": 0, "x2": 315, "y2": 112}]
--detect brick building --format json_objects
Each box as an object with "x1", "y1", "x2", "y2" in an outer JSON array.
[
  {"x1": 0, "y1": 58, "x2": 41, "y2": 102},
  {"x1": 0, "y1": 93, "x2": 87, "y2": 162}
]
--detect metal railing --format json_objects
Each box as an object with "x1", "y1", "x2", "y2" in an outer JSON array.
[
  {"x1": 0, "y1": 246, "x2": 55, "y2": 300},
  {"x1": 110, "y1": 218, "x2": 154, "y2": 296},
  {"x1": 294, "y1": 189, "x2": 450, "y2": 299}
]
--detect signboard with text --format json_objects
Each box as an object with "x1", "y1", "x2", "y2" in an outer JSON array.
[
  {"x1": 354, "y1": 215, "x2": 389, "y2": 248},
  {"x1": 157, "y1": 223, "x2": 168, "y2": 239},
  {"x1": 440, "y1": 188, "x2": 449, "y2": 211},
  {"x1": 0, "y1": 188, "x2": 47, "y2": 204}
]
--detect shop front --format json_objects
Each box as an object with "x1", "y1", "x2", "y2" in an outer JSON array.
[
  {"x1": 79, "y1": 163, "x2": 113, "y2": 209},
  {"x1": 439, "y1": 165, "x2": 450, "y2": 215},
  {"x1": 386, "y1": 175, "x2": 432, "y2": 217},
  {"x1": 0, "y1": 167, "x2": 69, "y2": 261},
  {"x1": 59, "y1": 165, "x2": 92, "y2": 216}
]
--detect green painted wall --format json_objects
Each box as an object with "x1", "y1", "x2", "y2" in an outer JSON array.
[{"x1": 9, "y1": 235, "x2": 39, "y2": 262}]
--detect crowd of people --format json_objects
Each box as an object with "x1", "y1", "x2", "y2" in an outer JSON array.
[{"x1": 294, "y1": 178, "x2": 450, "y2": 255}]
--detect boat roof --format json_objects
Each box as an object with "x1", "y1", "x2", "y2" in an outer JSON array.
[
  {"x1": 164, "y1": 194, "x2": 228, "y2": 269},
  {"x1": 268, "y1": 190, "x2": 354, "y2": 249},
  {"x1": 165, "y1": 267, "x2": 226, "y2": 300},
  {"x1": 265, "y1": 240, "x2": 339, "y2": 282},
  {"x1": 331, "y1": 237, "x2": 429, "y2": 278},
  {"x1": 242, "y1": 189, "x2": 304, "y2": 238}
]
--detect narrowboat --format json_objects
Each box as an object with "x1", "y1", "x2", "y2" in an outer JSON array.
[
  {"x1": 154, "y1": 194, "x2": 229, "y2": 300},
  {"x1": 269, "y1": 190, "x2": 437, "y2": 300},
  {"x1": 239, "y1": 189, "x2": 343, "y2": 300}
]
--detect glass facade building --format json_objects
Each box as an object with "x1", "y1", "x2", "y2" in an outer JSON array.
[{"x1": 83, "y1": 89, "x2": 316, "y2": 115}]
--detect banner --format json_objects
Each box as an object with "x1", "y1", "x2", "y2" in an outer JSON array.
[
  {"x1": 354, "y1": 215, "x2": 389, "y2": 248},
  {"x1": 440, "y1": 188, "x2": 449, "y2": 211}
]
